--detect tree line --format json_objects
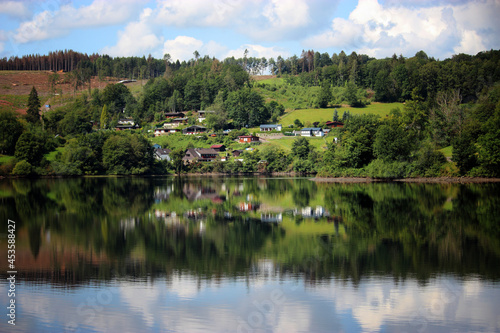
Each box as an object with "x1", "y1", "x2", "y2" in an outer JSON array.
[{"x1": 2, "y1": 49, "x2": 499, "y2": 103}]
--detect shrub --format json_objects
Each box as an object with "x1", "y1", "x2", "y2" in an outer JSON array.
[{"x1": 12, "y1": 160, "x2": 33, "y2": 176}]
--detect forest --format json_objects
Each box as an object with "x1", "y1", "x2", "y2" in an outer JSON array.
[{"x1": 0, "y1": 48, "x2": 499, "y2": 177}]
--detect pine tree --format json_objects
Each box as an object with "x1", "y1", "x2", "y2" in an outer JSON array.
[
  {"x1": 333, "y1": 109, "x2": 339, "y2": 122},
  {"x1": 26, "y1": 86, "x2": 41, "y2": 124}
]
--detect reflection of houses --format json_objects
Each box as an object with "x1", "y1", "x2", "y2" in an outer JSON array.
[
  {"x1": 300, "y1": 127, "x2": 324, "y2": 137},
  {"x1": 154, "y1": 148, "x2": 171, "y2": 161},
  {"x1": 154, "y1": 187, "x2": 172, "y2": 202},
  {"x1": 260, "y1": 124, "x2": 282, "y2": 132},
  {"x1": 154, "y1": 209, "x2": 169, "y2": 218},
  {"x1": 120, "y1": 217, "x2": 138, "y2": 231},
  {"x1": 261, "y1": 213, "x2": 282, "y2": 223},
  {"x1": 239, "y1": 202, "x2": 259, "y2": 212},
  {"x1": 183, "y1": 148, "x2": 219, "y2": 163},
  {"x1": 238, "y1": 135, "x2": 259, "y2": 143},
  {"x1": 296, "y1": 206, "x2": 329, "y2": 219},
  {"x1": 183, "y1": 184, "x2": 224, "y2": 202},
  {"x1": 183, "y1": 125, "x2": 207, "y2": 135},
  {"x1": 185, "y1": 209, "x2": 204, "y2": 220}
]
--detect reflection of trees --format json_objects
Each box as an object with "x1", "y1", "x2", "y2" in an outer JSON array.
[
  {"x1": 295, "y1": 182, "x2": 500, "y2": 283},
  {"x1": 292, "y1": 179, "x2": 317, "y2": 208},
  {"x1": 2, "y1": 177, "x2": 500, "y2": 285}
]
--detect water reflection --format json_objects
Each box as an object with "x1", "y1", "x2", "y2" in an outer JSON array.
[{"x1": 0, "y1": 177, "x2": 499, "y2": 332}]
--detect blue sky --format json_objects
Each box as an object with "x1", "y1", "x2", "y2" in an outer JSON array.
[{"x1": 0, "y1": 0, "x2": 499, "y2": 62}]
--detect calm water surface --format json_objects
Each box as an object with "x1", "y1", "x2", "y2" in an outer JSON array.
[{"x1": 1, "y1": 177, "x2": 499, "y2": 332}]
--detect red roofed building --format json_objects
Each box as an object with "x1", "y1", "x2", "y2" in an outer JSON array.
[{"x1": 211, "y1": 144, "x2": 226, "y2": 151}]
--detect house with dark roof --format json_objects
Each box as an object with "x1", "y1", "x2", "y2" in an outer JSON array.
[
  {"x1": 300, "y1": 127, "x2": 324, "y2": 137},
  {"x1": 260, "y1": 124, "x2": 282, "y2": 132},
  {"x1": 211, "y1": 144, "x2": 225, "y2": 152},
  {"x1": 183, "y1": 148, "x2": 219, "y2": 163},
  {"x1": 325, "y1": 121, "x2": 344, "y2": 128},
  {"x1": 182, "y1": 125, "x2": 207, "y2": 135},
  {"x1": 165, "y1": 112, "x2": 185, "y2": 118}
]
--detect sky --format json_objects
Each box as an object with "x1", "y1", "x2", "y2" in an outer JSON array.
[{"x1": 0, "y1": 0, "x2": 499, "y2": 62}]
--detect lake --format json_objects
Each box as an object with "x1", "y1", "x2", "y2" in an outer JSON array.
[{"x1": 1, "y1": 177, "x2": 499, "y2": 332}]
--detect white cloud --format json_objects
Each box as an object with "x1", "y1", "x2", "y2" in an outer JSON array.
[
  {"x1": 155, "y1": 0, "x2": 339, "y2": 42},
  {"x1": 163, "y1": 36, "x2": 204, "y2": 62},
  {"x1": 14, "y1": 0, "x2": 145, "y2": 44},
  {"x1": 0, "y1": 1, "x2": 31, "y2": 19},
  {"x1": 242, "y1": 0, "x2": 340, "y2": 42},
  {"x1": 101, "y1": 8, "x2": 163, "y2": 57},
  {"x1": 304, "y1": 0, "x2": 499, "y2": 59},
  {"x1": 155, "y1": 0, "x2": 248, "y2": 27}
]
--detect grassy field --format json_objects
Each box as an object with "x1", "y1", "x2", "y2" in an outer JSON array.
[
  {"x1": 279, "y1": 102, "x2": 404, "y2": 127},
  {"x1": 0, "y1": 155, "x2": 15, "y2": 165},
  {"x1": 44, "y1": 147, "x2": 66, "y2": 161},
  {"x1": 261, "y1": 136, "x2": 335, "y2": 152}
]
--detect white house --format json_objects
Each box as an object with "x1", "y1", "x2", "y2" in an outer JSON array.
[
  {"x1": 260, "y1": 124, "x2": 282, "y2": 132},
  {"x1": 300, "y1": 127, "x2": 324, "y2": 137}
]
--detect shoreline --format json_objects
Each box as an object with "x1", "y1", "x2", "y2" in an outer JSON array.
[
  {"x1": 310, "y1": 177, "x2": 500, "y2": 183},
  {"x1": 3, "y1": 172, "x2": 500, "y2": 183}
]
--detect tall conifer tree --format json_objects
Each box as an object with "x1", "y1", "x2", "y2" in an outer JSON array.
[{"x1": 26, "y1": 86, "x2": 41, "y2": 124}]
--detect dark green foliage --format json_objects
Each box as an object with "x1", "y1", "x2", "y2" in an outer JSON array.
[
  {"x1": 373, "y1": 123, "x2": 412, "y2": 162},
  {"x1": 366, "y1": 159, "x2": 410, "y2": 178},
  {"x1": 333, "y1": 109, "x2": 339, "y2": 122},
  {"x1": 291, "y1": 137, "x2": 311, "y2": 159},
  {"x1": 267, "y1": 101, "x2": 285, "y2": 122},
  {"x1": 413, "y1": 140, "x2": 447, "y2": 176},
  {"x1": 260, "y1": 146, "x2": 291, "y2": 172},
  {"x1": 170, "y1": 148, "x2": 185, "y2": 175},
  {"x1": 0, "y1": 110, "x2": 24, "y2": 155},
  {"x1": 26, "y1": 86, "x2": 41, "y2": 124},
  {"x1": 101, "y1": 83, "x2": 133, "y2": 113},
  {"x1": 294, "y1": 119, "x2": 303, "y2": 128},
  {"x1": 317, "y1": 82, "x2": 331, "y2": 108},
  {"x1": 102, "y1": 133, "x2": 154, "y2": 174},
  {"x1": 14, "y1": 131, "x2": 47, "y2": 166},
  {"x1": 226, "y1": 89, "x2": 269, "y2": 128},
  {"x1": 476, "y1": 103, "x2": 500, "y2": 176},
  {"x1": 452, "y1": 132, "x2": 477, "y2": 175},
  {"x1": 344, "y1": 81, "x2": 364, "y2": 107}
]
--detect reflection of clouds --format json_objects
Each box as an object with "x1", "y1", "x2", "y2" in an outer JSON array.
[
  {"x1": 463, "y1": 278, "x2": 482, "y2": 298},
  {"x1": 120, "y1": 281, "x2": 160, "y2": 327},
  {"x1": 274, "y1": 303, "x2": 312, "y2": 332},
  {"x1": 312, "y1": 277, "x2": 500, "y2": 333},
  {"x1": 5, "y1": 276, "x2": 500, "y2": 332},
  {"x1": 167, "y1": 273, "x2": 202, "y2": 299}
]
